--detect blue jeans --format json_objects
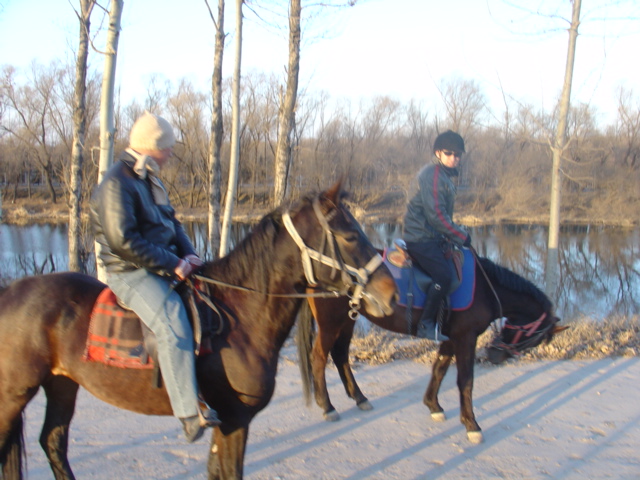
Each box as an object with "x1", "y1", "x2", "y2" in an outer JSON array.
[{"x1": 107, "y1": 268, "x2": 199, "y2": 419}]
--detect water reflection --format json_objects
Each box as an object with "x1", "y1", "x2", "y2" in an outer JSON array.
[{"x1": 0, "y1": 222, "x2": 637, "y2": 321}]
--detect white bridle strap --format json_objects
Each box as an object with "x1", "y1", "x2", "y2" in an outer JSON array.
[{"x1": 282, "y1": 210, "x2": 383, "y2": 289}]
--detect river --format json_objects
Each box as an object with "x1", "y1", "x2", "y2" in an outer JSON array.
[{"x1": 0, "y1": 222, "x2": 637, "y2": 322}]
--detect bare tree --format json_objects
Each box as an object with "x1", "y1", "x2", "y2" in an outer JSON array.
[
  {"x1": 272, "y1": 0, "x2": 301, "y2": 206},
  {"x1": 96, "y1": 0, "x2": 123, "y2": 281},
  {"x1": 545, "y1": 0, "x2": 581, "y2": 298},
  {"x1": 1, "y1": 63, "x2": 64, "y2": 204},
  {"x1": 68, "y1": 0, "x2": 96, "y2": 272},
  {"x1": 205, "y1": 0, "x2": 225, "y2": 259},
  {"x1": 220, "y1": 0, "x2": 243, "y2": 256}
]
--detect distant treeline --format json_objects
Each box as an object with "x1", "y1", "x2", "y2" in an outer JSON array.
[{"x1": 1, "y1": 65, "x2": 638, "y2": 224}]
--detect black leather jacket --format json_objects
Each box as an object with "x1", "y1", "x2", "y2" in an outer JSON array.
[{"x1": 90, "y1": 151, "x2": 196, "y2": 276}]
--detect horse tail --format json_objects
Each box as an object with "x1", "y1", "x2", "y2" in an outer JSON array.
[
  {"x1": 1, "y1": 412, "x2": 26, "y2": 479},
  {"x1": 296, "y1": 300, "x2": 316, "y2": 406}
]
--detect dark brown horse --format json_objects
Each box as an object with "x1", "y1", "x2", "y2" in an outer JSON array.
[
  {"x1": 297, "y1": 251, "x2": 565, "y2": 443},
  {"x1": 0, "y1": 182, "x2": 397, "y2": 480}
]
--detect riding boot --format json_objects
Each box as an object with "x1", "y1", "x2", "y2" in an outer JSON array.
[{"x1": 416, "y1": 283, "x2": 449, "y2": 341}]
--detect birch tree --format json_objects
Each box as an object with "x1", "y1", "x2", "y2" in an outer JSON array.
[
  {"x1": 545, "y1": 0, "x2": 581, "y2": 298},
  {"x1": 96, "y1": 0, "x2": 123, "y2": 281},
  {"x1": 205, "y1": 0, "x2": 226, "y2": 259},
  {"x1": 272, "y1": 0, "x2": 301, "y2": 206},
  {"x1": 219, "y1": 0, "x2": 243, "y2": 256}
]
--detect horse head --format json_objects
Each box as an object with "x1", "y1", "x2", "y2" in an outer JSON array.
[
  {"x1": 486, "y1": 312, "x2": 566, "y2": 364},
  {"x1": 284, "y1": 180, "x2": 397, "y2": 318}
]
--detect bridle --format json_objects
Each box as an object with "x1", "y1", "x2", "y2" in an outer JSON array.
[
  {"x1": 489, "y1": 312, "x2": 555, "y2": 357},
  {"x1": 283, "y1": 196, "x2": 383, "y2": 318},
  {"x1": 193, "y1": 195, "x2": 383, "y2": 319}
]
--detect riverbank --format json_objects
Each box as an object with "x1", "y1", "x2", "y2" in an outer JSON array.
[{"x1": 1, "y1": 197, "x2": 638, "y2": 228}]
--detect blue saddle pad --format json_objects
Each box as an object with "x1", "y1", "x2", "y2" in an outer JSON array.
[{"x1": 383, "y1": 247, "x2": 475, "y2": 311}]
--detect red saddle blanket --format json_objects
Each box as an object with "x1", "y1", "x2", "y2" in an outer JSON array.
[{"x1": 83, "y1": 288, "x2": 155, "y2": 369}]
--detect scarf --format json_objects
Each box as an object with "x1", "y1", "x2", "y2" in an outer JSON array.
[{"x1": 127, "y1": 148, "x2": 170, "y2": 206}]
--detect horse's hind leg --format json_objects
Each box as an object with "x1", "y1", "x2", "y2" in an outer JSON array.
[
  {"x1": 331, "y1": 323, "x2": 371, "y2": 411},
  {"x1": 40, "y1": 375, "x2": 79, "y2": 480},
  {"x1": 423, "y1": 340, "x2": 454, "y2": 422}
]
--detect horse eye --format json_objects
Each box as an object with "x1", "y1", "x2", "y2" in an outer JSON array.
[{"x1": 341, "y1": 234, "x2": 358, "y2": 244}]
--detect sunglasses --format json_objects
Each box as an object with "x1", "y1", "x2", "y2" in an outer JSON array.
[{"x1": 441, "y1": 150, "x2": 462, "y2": 158}]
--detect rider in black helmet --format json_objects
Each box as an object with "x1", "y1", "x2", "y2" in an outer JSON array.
[{"x1": 403, "y1": 130, "x2": 471, "y2": 341}]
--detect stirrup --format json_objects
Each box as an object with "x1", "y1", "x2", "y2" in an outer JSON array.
[{"x1": 198, "y1": 396, "x2": 221, "y2": 427}]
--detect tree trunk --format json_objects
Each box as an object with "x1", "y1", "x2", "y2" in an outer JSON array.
[
  {"x1": 219, "y1": 0, "x2": 242, "y2": 257},
  {"x1": 545, "y1": 0, "x2": 581, "y2": 299},
  {"x1": 272, "y1": 0, "x2": 301, "y2": 207},
  {"x1": 96, "y1": 0, "x2": 123, "y2": 281},
  {"x1": 206, "y1": 0, "x2": 225, "y2": 259},
  {"x1": 69, "y1": 0, "x2": 95, "y2": 273}
]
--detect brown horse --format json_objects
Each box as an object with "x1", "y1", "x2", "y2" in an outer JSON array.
[
  {"x1": 297, "y1": 251, "x2": 565, "y2": 443},
  {"x1": 0, "y1": 182, "x2": 397, "y2": 480}
]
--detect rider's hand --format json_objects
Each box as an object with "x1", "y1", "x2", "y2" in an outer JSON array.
[
  {"x1": 184, "y1": 254, "x2": 203, "y2": 267},
  {"x1": 174, "y1": 258, "x2": 196, "y2": 281}
]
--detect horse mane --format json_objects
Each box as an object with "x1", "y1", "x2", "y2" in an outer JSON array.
[
  {"x1": 205, "y1": 195, "x2": 315, "y2": 290},
  {"x1": 476, "y1": 256, "x2": 553, "y2": 312}
]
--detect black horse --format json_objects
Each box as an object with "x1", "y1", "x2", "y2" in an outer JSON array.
[
  {"x1": 297, "y1": 250, "x2": 565, "y2": 443},
  {"x1": 0, "y1": 182, "x2": 397, "y2": 480}
]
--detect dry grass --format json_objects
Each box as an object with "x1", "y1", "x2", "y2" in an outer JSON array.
[{"x1": 347, "y1": 315, "x2": 640, "y2": 366}]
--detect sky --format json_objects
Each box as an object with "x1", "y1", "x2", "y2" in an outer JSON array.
[{"x1": 1, "y1": 0, "x2": 639, "y2": 127}]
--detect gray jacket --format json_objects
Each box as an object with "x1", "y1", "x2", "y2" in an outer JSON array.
[{"x1": 403, "y1": 162, "x2": 468, "y2": 246}]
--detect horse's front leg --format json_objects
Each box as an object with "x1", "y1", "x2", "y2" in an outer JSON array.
[
  {"x1": 312, "y1": 332, "x2": 340, "y2": 421},
  {"x1": 453, "y1": 335, "x2": 483, "y2": 444},
  {"x1": 207, "y1": 424, "x2": 248, "y2": 480},
  {"x1": 423, "y1": 340, "x2": 454, "y2": 422},
  {"x1": 40, "y1": 375, "x2": 80, "y2": 480},
  {"x1": 331, "y1": 324, "x2": 371, "y2": 411}
]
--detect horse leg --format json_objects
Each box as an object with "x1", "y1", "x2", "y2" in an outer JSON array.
[
  {"x1": 207, "y1": 425, "x2": 248, "y2": 480},
  {"x1": 39, "y1": 375, "x2": 80, "y2": 480},
  {"x1": 453, "y1": 335, "x2": 483, "y2": 444},
  {"x1": 1, "y1": 414, "x2": 25, "y2": 480},
  {"x1": 0, "y1": 381, "x2": 40, "y2": 480},
  {"x1": 331, "y1": 323, "x2": 371, "y2": 411},
  {"x1": 311, "y1": 328, "x2": 341, "y2": 421},
  {"x1": 423, "y1": 340, "x2": 454, "y2": 422}
]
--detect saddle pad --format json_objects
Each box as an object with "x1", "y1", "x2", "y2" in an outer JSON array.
[
  {"x1": 82, "y1": 288, "x2": 155, "y2": 369},
  {"x1": 383, "y1": 247, "x2": 475, "y2": 311}
]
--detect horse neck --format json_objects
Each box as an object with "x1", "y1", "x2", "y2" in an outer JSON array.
[
  {"x1": 209, "y1": 231, "x2": 306, "y2": 353},
  {"x1": 493, "y1": 283, "x2": 547, "y2": 324}
]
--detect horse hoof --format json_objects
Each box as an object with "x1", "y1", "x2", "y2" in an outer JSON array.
[
  {"x1": 431, "y1": 412, "x2": 446, "y2": 422},
  {"x1": 357, "y1": 400, "x2": 373, "y2": 411},
  {"x1": 324, "y1": 410, "x2": 340, "y2": 422},
  {"x1": 467, "y1": 431, "x2": 484, "y2": 444}
]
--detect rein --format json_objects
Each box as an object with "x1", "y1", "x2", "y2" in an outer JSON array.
[
  {"x1": 192, "y1": 195, "x2": 382, "y2": 319},
  {"x1": 490, "y1": 312, "x2": 553, "y2": 357}
]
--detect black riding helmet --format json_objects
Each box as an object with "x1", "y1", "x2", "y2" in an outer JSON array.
[{"x1": 433, "y1": 130, "x2": 465, "y2": 154}]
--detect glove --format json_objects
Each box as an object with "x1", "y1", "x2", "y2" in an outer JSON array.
[
  {"x1": 184, "y1": 254, "x2": 203, "y2": 267},
  {"x1": 174, "y1": 258, "x2": 197, "y2": 281},
  {"x1": 463, "y1": 234, "x2": 472, "y2": 248}
]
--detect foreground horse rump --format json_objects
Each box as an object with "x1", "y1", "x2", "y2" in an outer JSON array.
[
  {"x1": 298, "y1": 253, "x2": 564, "y2": 443},
  {"x1": 0, "y1": 182, "x2": 396, "y2": 480}
]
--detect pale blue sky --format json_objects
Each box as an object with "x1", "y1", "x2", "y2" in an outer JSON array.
[{"x1": 1, "y1": 0, "x2": 638, "y2": 126}]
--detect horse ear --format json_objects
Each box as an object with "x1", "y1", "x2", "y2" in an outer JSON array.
[
  {"x1": 552, "y1": 325, "x2": 569, "y2": 334},
  {"x1": 323, "y1": 178, "x2": 344, "y2": 205}
]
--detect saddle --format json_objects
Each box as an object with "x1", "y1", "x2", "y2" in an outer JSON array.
[
  {"x1": 384, "y1": 239, "x2": 475, "y2": 312},
  {"x1": 83, "y1": 280, "x2": 223, "y2": 377}
]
